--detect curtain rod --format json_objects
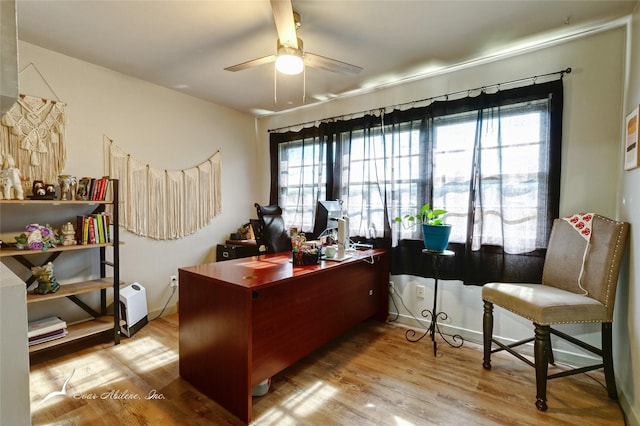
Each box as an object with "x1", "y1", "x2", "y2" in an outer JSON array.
[{"x1": 268, "y1": 67, "x2": 571, "y2": 133}]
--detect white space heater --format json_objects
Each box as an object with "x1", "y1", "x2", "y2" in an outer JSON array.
[{"x1": 119, "y1": 282, "x2": 148, "y2": 337}]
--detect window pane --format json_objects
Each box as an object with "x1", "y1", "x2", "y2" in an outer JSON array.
[{"x1": 278, "y1": 138, "x2": 327, "y2": 232}]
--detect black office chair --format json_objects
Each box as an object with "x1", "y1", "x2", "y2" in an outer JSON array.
[{"x1": 254, "y1": 203, "x2": 292, "y2": 253}]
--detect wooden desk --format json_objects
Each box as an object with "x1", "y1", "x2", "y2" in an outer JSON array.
[{"x1": 178, "y1": 249, "x2": 389, "y2": 423}]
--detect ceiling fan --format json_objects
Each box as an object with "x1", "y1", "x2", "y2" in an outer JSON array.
[{"x1": 224, "y1": 0, "x2": 362, "y2": 76}]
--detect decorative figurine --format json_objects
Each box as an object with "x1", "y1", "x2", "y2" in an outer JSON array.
[
  {"x1": 61, "y1": 221, "x2": 77, "y2": 246},
  {"x1": 0, "y1": 154, "x2": 24, "y2": 200},
  {"x1": 76, "y1": 177, "x2": 92, "y2": 200},
  {"x1": 58, "y1": 175, "x2": 77, "y2": 200},
  {"x1": 32, "y1": 180, "x2": 46, "y2": 196},
  {"x1": 45, "y1": 183, "x2": 56, "y2": 197},
  {"x1": 21, "y1": 177, "x2": 32, "y2": 197},
  {"x1": 31, "y1": 262, "x2": 61, "y2": 294}
]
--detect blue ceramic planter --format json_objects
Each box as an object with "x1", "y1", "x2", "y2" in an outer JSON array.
[{"x1": 422, "y1": 223, "x2": 452, "y2": 252}]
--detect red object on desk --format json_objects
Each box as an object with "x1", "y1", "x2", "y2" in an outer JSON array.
[{"x1": 178, "y1": 249, "x2": 389, "y2": 423}]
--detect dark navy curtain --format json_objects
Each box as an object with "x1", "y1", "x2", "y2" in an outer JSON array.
[{"x1": 270, "y1": 79, "x2": 563, "y2": 285}]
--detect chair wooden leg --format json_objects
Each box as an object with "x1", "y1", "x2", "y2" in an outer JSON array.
[
  {"x1": 482, "y1": 300, "x2": 493, "y2": 370},
  {"x1": 534, "y1": 323, "x2": 550, "y2": 411},
  {"x1": 602, "y1": 322, "x2": 618, "y2": 399},
  {"x1": 547, "y1": 335, "x2": 555, "y2": 365}
]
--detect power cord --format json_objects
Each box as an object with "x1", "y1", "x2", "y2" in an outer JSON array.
[
  {"x1": 387, "y1": 281, "x2": 433, "y2": 330},
  {"x1": 388, "y1": 282, "x2": 400, "y2": 322},
  {"x1": 152, "y1": 285, "x2": 177, "y2": 321}
]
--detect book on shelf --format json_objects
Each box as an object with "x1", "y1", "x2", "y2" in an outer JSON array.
[
  {"x1": 28, "y1": 316, "x2": 67, "y2": 339},
  {"x1": 102, "y1": 212, "x2": 111, "y2": 242},
  {"x1": 76, "y1": 215, "x2": 84, "y2": 243},
  {"x1": 88, "y1": 216, "x2": 96, "y2": 244},
  {"x1": 29, "y1": 328, "x2": 68, "y2": 346},
  {"x1": 93, "y1": 178, "x2": 100, "y2": 201},
  {"x1": 89, "y1": 178, "x2": 98, "y2": 201},
  {"x1": 97, "y1": 177, "x2": 109, "y2": 201},
  {"x1": 28, "y1": 327, "x2": 67, "y2": 343},
  {"x1": 94, "y1": 214, "x2": 104, "y2": 243}
]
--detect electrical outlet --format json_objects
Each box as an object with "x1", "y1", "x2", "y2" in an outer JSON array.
[
  {"x1": 170, "y1": 275, "x2": 178, "y2": 288},
  {"x1": 416, "y1": 284, "x2": 425, "y2": 299}
]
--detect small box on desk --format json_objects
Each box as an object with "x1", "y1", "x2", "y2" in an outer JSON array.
[
  {"x1": 216, "y1": 244, "x2": 259, "y2": 262},
  {"x1": 292, "y1": 249, "x2": 321, "y2": 266}
]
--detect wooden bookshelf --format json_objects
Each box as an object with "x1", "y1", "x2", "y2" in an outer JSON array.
[
  {"x1": 28, "y1": 316, "x2": 123, "y2": 352},
  {"x1": 0, "y1": 242, "x2": 118, "y2": 258},
  {"x1": 26, "y1": 278, "x2": 124, "y2": 303},
  {"x1": 1, "y1": 179, "x2": 122, "y2": 354}
]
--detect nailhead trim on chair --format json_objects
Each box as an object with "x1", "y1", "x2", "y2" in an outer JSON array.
[
  {"x1": 482, "y1": 302, "x2": 612, "y2": 325},
  {"x1": 600, "y1": 215, "x2": 626, "y2": 312}
]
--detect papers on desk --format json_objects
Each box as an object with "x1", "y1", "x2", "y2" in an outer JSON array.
[{"x1": 324, "y1": 254, "x2": 352, "y2": 262}]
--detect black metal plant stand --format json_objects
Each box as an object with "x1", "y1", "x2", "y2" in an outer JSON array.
[{"x1": 405, "y1": 249, "x2": 464, "y2": 356}]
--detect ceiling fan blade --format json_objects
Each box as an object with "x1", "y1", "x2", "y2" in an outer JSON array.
[
  {"x1": 304, "y1": 52, "x2": 362, "y2": 76},
  {"x1": 270, "y1": 0, "x2": 298, "y2": 48},
  {"x1": 224, "y1": 54, "x2": 276, "y2": 72}
]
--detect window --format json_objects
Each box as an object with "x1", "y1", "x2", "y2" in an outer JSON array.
[
  {"x1": 433, "y1": 100, "x2": 553, "y2": 253},
  {"x1": 270, "y1": 80, "x2": 563, "y2": 284},
  {"x1": 276, "y1": 136, "x2": 328, "y2": 231}
]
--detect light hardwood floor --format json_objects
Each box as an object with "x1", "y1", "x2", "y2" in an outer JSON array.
[{"x1": 30, "y1": 314, "x2": 626, "y2": 425}]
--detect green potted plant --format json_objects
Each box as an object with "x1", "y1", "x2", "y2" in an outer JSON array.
[{"x1": 394, "y1": 203, "x2": 451, "y2": 252}]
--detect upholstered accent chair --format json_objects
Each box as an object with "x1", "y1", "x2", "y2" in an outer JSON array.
[
  {"x1": 482, "y1": 214, "x2": 629, "y2": 411},
  {"x1": 254, "y1": 203, "x2": 293, "y2": 253}
]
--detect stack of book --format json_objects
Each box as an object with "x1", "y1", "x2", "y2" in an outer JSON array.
[
  {"x1": 77, "y1": 176, "x2": 110, "y2": 201},
  {"x1": 76, "y1": 212, "x2": 111, "y2": 245},
  {"x1": 88, "y1": 177, "x2": 110, "y2": 201},
  {"x1": 28, "y1": 316, "x2": 68, "y2": 346}
]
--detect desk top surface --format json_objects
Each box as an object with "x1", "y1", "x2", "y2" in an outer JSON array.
[{"x1": 179, "y1": 249, "x2": 387, "y2": 290}]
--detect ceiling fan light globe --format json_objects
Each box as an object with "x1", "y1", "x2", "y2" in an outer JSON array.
[{"x1": 275, "y1": 47, "x2": 304, "y2": 75}]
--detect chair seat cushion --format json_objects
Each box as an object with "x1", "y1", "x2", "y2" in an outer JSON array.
[{"x1": 482, "y1": 283, "x2": 608, "y2": 325}]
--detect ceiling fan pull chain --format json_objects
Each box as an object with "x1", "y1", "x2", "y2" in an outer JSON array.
[{"x1": 303, "y1": 65, "x2": 306, "y2": 104}]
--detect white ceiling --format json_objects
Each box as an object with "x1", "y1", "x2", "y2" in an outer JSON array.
[{"x1": 15, "y1": 0, "x2": 637, "y2": 116}]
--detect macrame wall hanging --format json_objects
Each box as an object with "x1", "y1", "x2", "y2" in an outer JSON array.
[
  {"x1": 106, "y1": 137, "x2": 222, "y2": 240},
  {"x1": 0, "y1": 63, "x2": 68, "y2": 183}
]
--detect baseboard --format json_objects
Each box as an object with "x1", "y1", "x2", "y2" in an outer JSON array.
[
  {"x1": 619, "y1": 392, "x2": 640, "y2": 426},
  {"x1": 388, "y1": 311, "x2": 602, "y2": 366}
]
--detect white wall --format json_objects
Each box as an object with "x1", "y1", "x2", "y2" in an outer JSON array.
[
  {"x1": 257, "y1": 25, "x2": 640, "y2": 423},
  {"x1": 618, "y1": 3, "x2": 640, "y2": 425},
  {"x1": 9, "y1": 41, "x2": 259, "y2": 322}
]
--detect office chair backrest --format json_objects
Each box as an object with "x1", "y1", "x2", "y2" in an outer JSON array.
[
  {"x1": 254, "y1": 203, "x2": 293, "y2": 253},
  {"x1": 541, "y1": 214, "x2": 629, "y2": 321}
]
